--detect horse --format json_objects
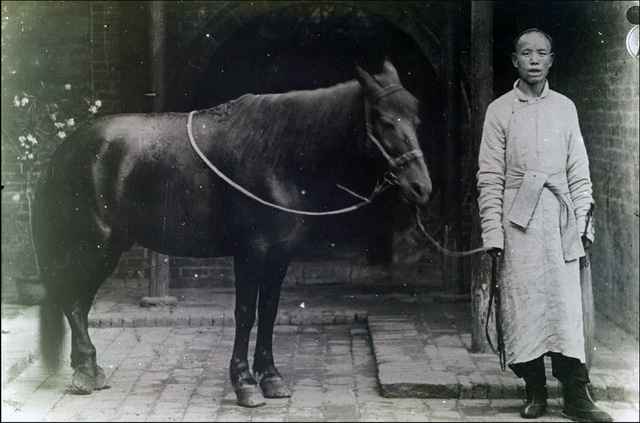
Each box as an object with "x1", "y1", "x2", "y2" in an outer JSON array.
[{"x1": 33, "y1": 58, "x2": 432, "y2": 407}]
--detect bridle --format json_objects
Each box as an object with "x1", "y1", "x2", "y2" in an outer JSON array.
[
  {"x1": 187, "y1": 83, "x2": 425, "y2": 216},
  {"x1": 363, "y1": 84, "x2": 425, "y2": 186}
]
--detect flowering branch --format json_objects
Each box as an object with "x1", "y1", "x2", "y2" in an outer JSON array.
[{"x1": 9, "y1": 81, "x2": 102, "y2": 167}]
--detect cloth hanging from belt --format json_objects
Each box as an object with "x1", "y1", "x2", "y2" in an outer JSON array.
[{"x1": 506, "y1": 170, "x2": 583, "y2": 261}]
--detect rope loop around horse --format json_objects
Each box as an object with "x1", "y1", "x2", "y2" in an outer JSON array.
[{"x1": 187, "y1": 110, "x2": 390, "y2": 216}]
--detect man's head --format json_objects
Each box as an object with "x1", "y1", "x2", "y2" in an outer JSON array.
[{"x1": 511, "y1": 28, "x2": 554, "y2": 87}]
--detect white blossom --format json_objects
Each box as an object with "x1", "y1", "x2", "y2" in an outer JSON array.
[
  {"x1": 13, "y1": 96, "x2": 21, "y2": 107},
  {"x1": 66, "y1": 118, "x2": 75, "y2": 126},
  {"x1": 95, "y1": 100, "x2": 102, "y2": 107},
  {"x1": 27, "y1": 134, "x2": 37, "y2": 143},
  {"x1": 57, "y1": 131, "x2": 66, "y2": 139},
  {"x1": 89, "y1": 105, "x2": 98, "y2": 114},
  {"x1": 20, "y1": 97, "x2": 29, "y2": 106},
  {"x1": 65, "y1": 83, "x2": 72, "y2": 90},
  {"x1": 54, "y1": 122, "x2": 65, "y2": 129}
]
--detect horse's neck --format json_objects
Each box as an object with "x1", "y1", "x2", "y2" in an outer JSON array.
[
  {"x1": 295, "y1": 81, "x2": 365, "y2": 155},
  {"x1": 232, "y1": 81, "x2": 367, "y2": 169}
]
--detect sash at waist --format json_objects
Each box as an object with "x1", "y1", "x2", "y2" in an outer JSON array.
[{"x1": 506, "y1": 170, "x2": 582, "y2": 261}]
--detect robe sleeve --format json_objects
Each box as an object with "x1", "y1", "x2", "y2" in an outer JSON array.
[
  {"x1": 477, "y1": 103, "x2": 507, "y2": 250},
  {"x1": 565, "y1": 101, "x2": 595, "y2": 243}
]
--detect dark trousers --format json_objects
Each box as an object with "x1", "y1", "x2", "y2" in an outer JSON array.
[{"x1": 509, "y1": 352, "x2": 590, "y2": 385}]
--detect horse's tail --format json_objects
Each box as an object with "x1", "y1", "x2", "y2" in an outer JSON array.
[{"x1": 39, "y1": 291, "x2": 65, "y2": 373}]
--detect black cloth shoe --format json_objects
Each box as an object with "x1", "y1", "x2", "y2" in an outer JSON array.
[
  {"x1": 562, "y1": 382, "x2": 612, "y2": 422},
  {"x1": 520, "y1": 383, "x2": 548, "y2": 418},
  {"x1": 511, "y1": 355, "x2": 549, "y2": 419}
]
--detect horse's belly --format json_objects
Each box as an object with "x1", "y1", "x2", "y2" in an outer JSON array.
[
  {"x1": 135, "y1": 230, "x2": 233, "y2": 258},
  {"x1": 120, "y1": 188, "x2": 234, "y2": 258}
]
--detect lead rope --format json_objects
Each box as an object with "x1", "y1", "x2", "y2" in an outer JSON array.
[
  {"x1": 414, "y1": 205, "x2": 487, "y2": 257},
  {"x1": 187, "y1": 110, "x2": 389, "y2": 216}
]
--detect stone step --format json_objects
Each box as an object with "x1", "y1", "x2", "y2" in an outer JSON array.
[{"x1": 369, "y1": 315, "x2": 564, "y2": 400}]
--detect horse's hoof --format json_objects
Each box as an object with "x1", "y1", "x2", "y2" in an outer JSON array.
[
  {"x1": 94, "y1": 366, "x2": 111, "y2": 390},
  {"x1": 72, "y1": 371, "x2": 95, "y2": 394},
  {"x1": 255, "y1": 370, "x2": 292, "y2": 398},
  {"x1": 72, "y1": 366, "x2": 110, "y2": 393},
  {"x1": 259, "y1": 376, "x2": 292, "y2": 398},
  {"x1": 234, "y1": 385, "x2": 266, "y2": 407}
]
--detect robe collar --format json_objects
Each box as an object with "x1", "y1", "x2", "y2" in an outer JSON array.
[{"x1": 513, "y1": 79, "x2": 550, "y2": 102}]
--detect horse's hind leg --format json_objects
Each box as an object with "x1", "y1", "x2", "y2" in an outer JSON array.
[
  {"x1": 64, "y1": 292, "x2": 108, "y2": 393},
  {"x1": 58, "y1": 238, "x2": 124, "y2": 393},
  {"x1": 253, "y1": 249, "x2": 292, "y2": 398}
]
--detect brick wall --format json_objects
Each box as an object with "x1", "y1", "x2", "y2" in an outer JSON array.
[
  {"x1": 87, "y1": 1, "x2": 121, "y2": 115},
  {"x1": 561, "y1": 2, "x2": 639, "y2": 337}
]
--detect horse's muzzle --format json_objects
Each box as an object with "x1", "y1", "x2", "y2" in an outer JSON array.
[{"x1": 399, "y1": 179, "x2": 431, "y2": 206}]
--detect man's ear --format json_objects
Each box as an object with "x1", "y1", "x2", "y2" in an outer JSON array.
[
  {"x1": 511, "y1": 52, "x2": 518, "y2": 68},
  {"x1": 549, "y1": 52, "x2": 554, "y2": 67}
]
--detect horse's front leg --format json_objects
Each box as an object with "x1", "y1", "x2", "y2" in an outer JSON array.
[
  {"x1": 230, "y1": 249, "x2": 265, "y2": 407},
  {"x1": 253, "y1": 250, "x2": 293, "y2": 398}
]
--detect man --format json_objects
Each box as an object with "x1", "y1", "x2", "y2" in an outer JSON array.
[{"x1": 476, "y1": 28, "x2": 612, "y2": 422}]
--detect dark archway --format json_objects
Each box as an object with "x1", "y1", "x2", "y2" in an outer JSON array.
[{"x1": 189, "y1": 4, "x2": 439, "y2": 110}]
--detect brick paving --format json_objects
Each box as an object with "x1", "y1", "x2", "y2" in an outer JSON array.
[{"x1": 1, "y1": 278, "x2": 638, "y2": 421}]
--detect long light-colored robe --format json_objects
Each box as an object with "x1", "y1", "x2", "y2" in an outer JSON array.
[{"x1": 477, "y1": 80, "x2": 594, "y2": 365}]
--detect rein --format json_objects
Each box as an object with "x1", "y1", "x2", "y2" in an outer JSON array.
[
  {"x1": 187, "y1": 110, "x2": 389, "y2": 216},
  {"x1": 486, "y1": 255, "x2": 507, "y2": 371}
]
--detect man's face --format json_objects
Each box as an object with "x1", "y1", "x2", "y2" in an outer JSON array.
[{"x1": 511, "y1": 31, "x2": 554, "y2": 85}]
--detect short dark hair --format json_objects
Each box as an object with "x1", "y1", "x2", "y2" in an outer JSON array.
[{"x1": 513, "y1": 28, "x2": 554, "y2": 52}]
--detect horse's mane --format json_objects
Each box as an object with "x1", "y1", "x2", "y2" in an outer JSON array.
[{"x1": 203, "y1": 80, "x2": 364, "y2": 169}]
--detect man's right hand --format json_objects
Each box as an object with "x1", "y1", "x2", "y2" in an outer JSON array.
[{"x1": 487, "y1": 248, "x2": 503, "y2": 258}]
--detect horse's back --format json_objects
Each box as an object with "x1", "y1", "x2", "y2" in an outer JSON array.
[{"x1": 39, "y1": 113, "x2": 192, "y2": 210}]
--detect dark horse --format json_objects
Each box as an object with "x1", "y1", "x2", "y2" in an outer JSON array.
[{"x1": 34, "y1": 59, "x2": 432, "y2": 407}]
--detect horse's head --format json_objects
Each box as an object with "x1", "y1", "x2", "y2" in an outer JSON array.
[{"x1": 355, "y1": 58, "x2": 432, "y2": 206}]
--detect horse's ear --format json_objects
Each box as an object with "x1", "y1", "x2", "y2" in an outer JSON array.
[
  {"x1": 381, "y1": 57, "x2": 400, "y2": 80},
  {"x1": 355, "y1": 63, "x2": 379, "y2": 92}
]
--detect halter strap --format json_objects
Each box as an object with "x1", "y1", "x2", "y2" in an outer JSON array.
[
  {"x1": 364, "y1": 84, "x2": 424, "y2": 171},
  {"x1": 370, "y1": 84, "x2": 405, "y2": 99},
  {"x1": 390, "y1": 148, "x2": 424, "y2": 168},
  {"x1": 366, "y1": 132, "x2": 423, "y2": 169}
]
